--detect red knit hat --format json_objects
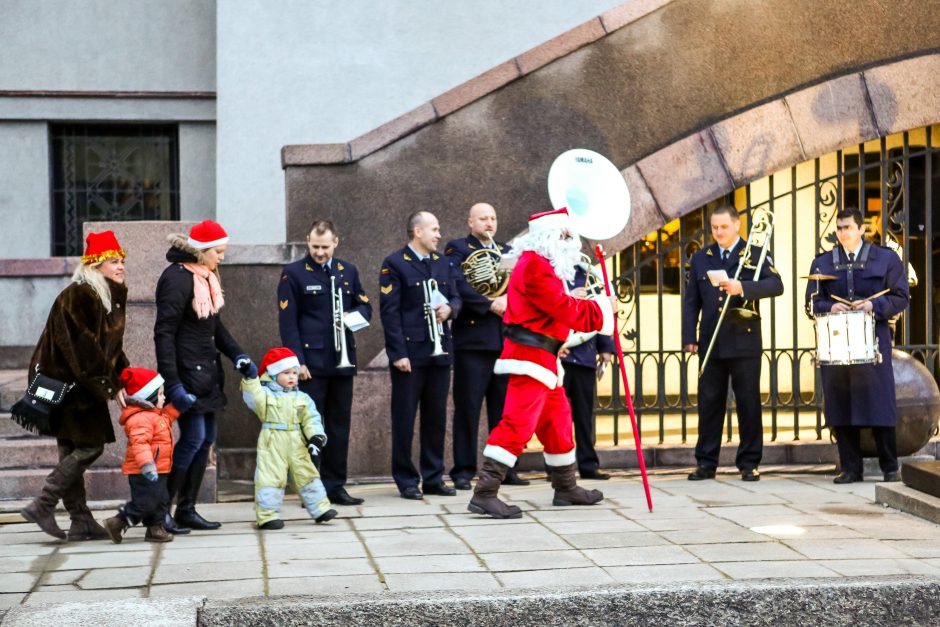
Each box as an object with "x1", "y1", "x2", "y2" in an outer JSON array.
[
  {"x1": 81, "y1": 231, "x2": 126, "y2": 265},
  {"x1": 260, "y1": 348, "x2": 300, "y2": 377},
  {"x1": 188, "y1": 220, "x2": 229, "y2": 250},
  {"x1": 121, "y1": 367, "x2": 165, "y2": 401},
  {"x1": 528, "y1": 208, "x2": 570, "y2": 234}
]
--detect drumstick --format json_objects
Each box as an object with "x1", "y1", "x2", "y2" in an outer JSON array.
[
  {"x1": 861, "y1": 288, "x2": 891, "y2": 302},
  {"x1": 830, "y1": 289, "x2": 890, "y2": 306},
  {"x1": 830, "y1": 294, "x2": 852, "y2": 305}
]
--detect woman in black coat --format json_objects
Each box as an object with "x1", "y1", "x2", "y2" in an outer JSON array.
[
  {"x1": 18, "y1": 231, "x2": 129, "y2": 540},
  {"x1": 154, "y1": 220, "x2": 257, "y2": 532}
]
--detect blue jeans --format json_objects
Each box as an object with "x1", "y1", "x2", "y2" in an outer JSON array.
[{"x1": 173, "y1": 412, "x2": 216, "y2": 471}]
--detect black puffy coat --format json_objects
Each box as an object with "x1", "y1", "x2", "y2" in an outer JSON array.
[{"x1": 154, "y1": 237, "x2": 243, "y2": 414}]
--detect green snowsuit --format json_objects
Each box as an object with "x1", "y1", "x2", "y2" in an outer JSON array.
[{"x1": 241, "y1": 375, "x2": 331, "y2": 525}]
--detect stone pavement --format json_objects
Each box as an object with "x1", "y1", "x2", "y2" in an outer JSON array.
[{"x1": 2, "y1": 469, "x2": 940, "y2": 622}]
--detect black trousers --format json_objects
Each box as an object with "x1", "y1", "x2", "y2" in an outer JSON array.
[
  {"x1": 121, "y1": 474, "x2": 168, "y2": 526},
  {"x1": 301, "y1": 374, "x2": 354, "y2": 494},
  {"x1": 695, "y1": 355, "x2": 763, "y2": 471},
  {"x1": 833, "y1": 426, "x2": 898, "y2": 475},
  {"x1": 563, "y1": 364, "x2": 601, "y2": 474},
  {"x1": 390, "y1": 365, "x2": 450, "y2": 490},
  {"x1": 450, "y1": 350, "x2": 507, "y2": 481}
]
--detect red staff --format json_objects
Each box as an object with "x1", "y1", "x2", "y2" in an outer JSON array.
[{"x1": 594, "y1": 244, "x2": 653, "y2": 512}]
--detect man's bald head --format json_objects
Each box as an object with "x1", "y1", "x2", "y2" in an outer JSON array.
[{"x1": 468, "y1": 203, "x2": 498, "y2": 243}]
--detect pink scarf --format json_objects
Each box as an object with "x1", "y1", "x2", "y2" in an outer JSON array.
[{"x1": 181, "y1": 263, "x2": 225, "y2": 318}]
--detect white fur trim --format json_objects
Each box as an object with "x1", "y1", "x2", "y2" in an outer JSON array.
[
  {"x1": 528, "y1": 212, "x2": 570, "y2": 234},
  {"x1": 494, "y1": 359, "x2": 557, "y2": 389},
  {"x1": 483, "y1": 445, "x2": 518, "y2": 467},
  {"x1": 592, "y1": 294, "x2": 614, "y2": 336},
  {"x1": 543, "y1": 449, "x2": 576, "y2": 466},
  {"x1": 131, "y1": 374, "x2": 164, "y2": 400},
  {"x1": 188, "y1": 235, "x2": 229, "y2": 250},
  {"x1": 266, "y1": 356, "x2": 300, "y2": 376}
]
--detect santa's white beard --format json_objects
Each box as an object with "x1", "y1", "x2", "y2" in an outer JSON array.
[{"x1": 511, "y1": 229, "x2": 582, "y2": 282}]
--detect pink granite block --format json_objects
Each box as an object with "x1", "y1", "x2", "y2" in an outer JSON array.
[
  {"x1": 864, "y1": 53, "x2": 940, "y2": 137},
  {"x1": 516, "y1": 18, "x2": 606, "y2": 75},
  {"x1": 600, "y1": 0, "x2": 674, "y2": 33},
  {"x1": 281, "y1": 143, "x2": 351, "y2": 167},
  {"x1": 786, "y1": 73, "x2": 879, "y2": 159},
  {"x1": 0, "y1": 258, "x2": 70, "y2": 277},
  {"x1": 637, "y1": 131, "x2": 734, "y2": 221},
  {"x1": 432, "y1": 60, "x2": 521, "y2": 117},
  {"x1": 350, "y1": 103, "x2": 438, "y2": 161},
  {"x1": 83, "y1": 221, "x2": 197, "y2": 303},
  {"x1": 710, "y1": 99, "x2": 805, "y2": 187},
  {"x1": 586, "y1": 165, "x2": 665, "y2": 254}
]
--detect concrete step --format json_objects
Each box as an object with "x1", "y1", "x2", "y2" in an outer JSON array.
[
  {"x1": 0, "y1": 466, "x2": 128, "y2": 501},
  {"x1": 0, "y1": 369, "x2": 27, "y2": 412},
  {"x1": 0, "y1": 434, "x2": 58, "y2": 469},
  {"x1": 0, "y1": 412, "x2": 35, "y2": 437}
]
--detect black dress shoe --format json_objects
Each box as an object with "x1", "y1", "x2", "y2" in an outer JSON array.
[
  {"x1": 580, "y1": 470, "x2": 611, "y2": 481},
  {"x1": 453, "y1": 477, "x2": 472, "y2": 490},
  {"x1": 328, "y1": 488, "x2": 365, "y2": 506},
  {"x1": 164, "y1": 513, "x2": 191, "y2": 535},
  {"x1": 833, "y1": 472, "x2": 863, "y2": 484},
  {"x1": 174, "y1": 509, "x2": 221, "y2": 530},
  {"x1": 400, "y1": 486, "x2": 423, "y2": 500},
  {"x1": 688, "y1": 466, "x2": 717, "y2": 481},
  {"x1": 502, "y1": 471, "x2": 531, "y2": 486},
  {"x1": 883, "y1": 471, "x2": 900, "y2": 482},
  {"x1": 741, "y1": 468, "x2": 760, "y2": 482},
  {"x1": 258, "y1": 519, "x2": 284, "y2": 530},
  {"x1": 423, "y1": 482, "x2": 457, "y2": 496}
]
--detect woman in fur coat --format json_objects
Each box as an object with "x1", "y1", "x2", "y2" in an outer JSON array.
[
  {"x1": 154, "y1": 220, "x2": 257, "y2": 533},
  {"x1": 19, "y1": 231, "x2": 129, "y2": 540}
]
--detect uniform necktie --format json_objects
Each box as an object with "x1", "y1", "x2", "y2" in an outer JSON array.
[
  {"x1": 421, "y1": 257, "x2": 431, "y2": 277},
  {"x1": 721, "y1": 249, "x2": 729, "y2": 262},
  {"x1": 848, "y1": 252, "x2": 855, "y2": 264},
  {"x1": 323, "y1": 264, "x2": 332, "y2": 276}
]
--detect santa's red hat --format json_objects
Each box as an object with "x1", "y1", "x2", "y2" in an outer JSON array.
[
  {"x1": 261, "y1": 347, "x2": 300, "y2": 377},
  {"x1": 188, "y1": 220, "x2": 229, "y2": 250},
  {"x1": 81, "y1": 231, "x2": 126, "y2": 265},
  {"x1": 121, "y1": 367, "x2": 164, "y2": 401},
  {"x1": 528, "y1": 208, "x2": 571, "y2": 234}
]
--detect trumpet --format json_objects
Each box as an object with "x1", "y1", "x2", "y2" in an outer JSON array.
[
  {"x1": 423, "y1": 278, "x2": 448, "y2": 357},
  {"x1": 331, "y1": 276, "x2": 354, "y2": 369},
  {"x1": 698, "y1": 207, "x2": 774, "y2": 376}
]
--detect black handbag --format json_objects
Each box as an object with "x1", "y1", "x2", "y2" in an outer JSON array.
[{"x1": 10, "y1": 367, "x2": 74, "y2": 434}]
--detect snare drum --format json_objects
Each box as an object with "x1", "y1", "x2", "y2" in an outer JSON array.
[{"x1": 813, "y1": 310, "x2": 880, "y2": 366}]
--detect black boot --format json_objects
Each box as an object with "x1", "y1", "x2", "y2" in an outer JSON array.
[
  {"x1": 173, "y1": 462, "x2": 221, "y2": 530},
  {"x1": 502, "y1": 467, "x2": 531, "y2": 486},
  {"x1": 468, "y1": 458, "x2": 523, "y2": 519},
  {"x1": 164, "y1": 467, "x2": 191, "y2": 535}
]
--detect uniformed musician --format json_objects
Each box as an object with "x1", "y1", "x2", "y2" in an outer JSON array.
[
  {"x1": 278, "y1": 220, "x2": 372, "y2": 506},
  {"x1": 380, "y1": 211, "x2": 463, "y2": 500},
  {"x1": 446, "y1": 203, "x2": 529, "y2": 490},
  {"x1": 683, "y1": 205, "x2": 783, "y2": 482},
  {"x1": 805, "y1": 207, "x2": 909, "y2": 484},
  {"x1": 561, "y1": 264, "x2": 616, "y2": 481}
]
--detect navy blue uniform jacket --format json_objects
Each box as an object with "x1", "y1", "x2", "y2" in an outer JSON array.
[
  {"x1": 379, "y1": 247, "x2": 463, "y2": 367},
  {"x1": 805, "y1": 243, "x2": 909, "y2": 427},
  {"x1": 445, "y1": 235, "x2": 510, "y2": 353},
  {"x1": 683, "y1": 240, "x2": 784, "y2": 359},
  {"x1": 277, "y1": 255, "x2": 372, "y2": 376},
  {"x1": 563, "y1": 266, "x2": 616, "y2": 369}
]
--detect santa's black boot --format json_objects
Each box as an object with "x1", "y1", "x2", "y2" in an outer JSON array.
[
  {"x1": 468, "y1": 458, "x2": 523, "y2": 519},
  {"x1": 551, "y1": 463, "x2": 603, "y2": 506}
]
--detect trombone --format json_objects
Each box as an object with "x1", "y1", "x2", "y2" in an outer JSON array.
[
  {"x1": 697, "y1": 207, "x2": 774, "y2": 377},
  {"x1": 331, "y1": 276, "x2": 354, "y2": 369},
  {"x1": 423, "y1": 278, "x2": 448, "y2": 357}
]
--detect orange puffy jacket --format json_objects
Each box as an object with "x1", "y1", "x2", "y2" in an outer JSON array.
[{"x1": 119, "y1": 401, "x2": 180, "y2": 475}]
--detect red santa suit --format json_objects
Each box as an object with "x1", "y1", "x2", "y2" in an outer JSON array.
[{"x1": 485, "y1": 210, "x2": 613, "y2": 468}]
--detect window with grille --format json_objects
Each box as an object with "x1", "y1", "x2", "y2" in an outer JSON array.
[{"x1": 50, "y1": 124, "x2": 180, "y2": 256}]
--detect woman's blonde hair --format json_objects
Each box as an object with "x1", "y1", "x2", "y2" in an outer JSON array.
[{"x1": 71, "y1": 261, "x2": 113, "y2": 313}]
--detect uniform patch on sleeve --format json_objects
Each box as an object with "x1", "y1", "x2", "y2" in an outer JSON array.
[
  {"x1": 381, "y1": 267, "x2": 390, "y2": 275},
  {"x1": 444, "y1": 246, "x2": 455, "y2": 255},
  {"x1": 359, "y1": 293, "x2": 370, "y2": 303},
  {"x1": 381, "y1": 285, "x2": 393, "y2": 295},
  {"x1": 281, "y1": 274, "x2": 289, "y2": 281},
  {"x1": 279, "y1": 299, "x2": 289, "y2": 310}
]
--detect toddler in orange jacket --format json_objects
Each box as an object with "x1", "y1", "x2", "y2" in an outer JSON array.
[{"x1": 104, "y1": 367, "x2": 187, "y2": 543}]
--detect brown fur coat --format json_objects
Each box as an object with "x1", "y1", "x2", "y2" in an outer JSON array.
[{"x1": 30, "y1": 279, "x2": 129, "y2": 444}]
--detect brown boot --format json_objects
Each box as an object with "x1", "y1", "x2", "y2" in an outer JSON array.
[
  {"x1": 20, "y1": 459, "x2": 79, "y2": 540},
  {"x1": 145, "y1": 524, "x2": 173, "y2": 543},
  {"x1": 104, "y1": 516, "x2": 129, "y2": 544},
  {"x1": 468, "y1": 458, "x2": 523, "y2": 519},
  {"x1": 551, "y1": 463, "x2": 603, "y2": 506},
  {"x1": 63, "y1": 472, "x2": 110, "y2": 541}
]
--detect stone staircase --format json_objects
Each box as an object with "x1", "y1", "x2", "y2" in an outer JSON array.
[{"x1": 0, "y1": 370, "x2": 125, "y2": 503}]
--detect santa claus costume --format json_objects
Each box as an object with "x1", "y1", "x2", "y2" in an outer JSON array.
[{"x1": 469, "y1": 208, "x2": 614, "y2": 519}]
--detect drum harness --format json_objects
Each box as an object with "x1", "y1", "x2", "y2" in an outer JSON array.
[{"x1": 831, "y1": 241, "x2": 871, "y2": 301}]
